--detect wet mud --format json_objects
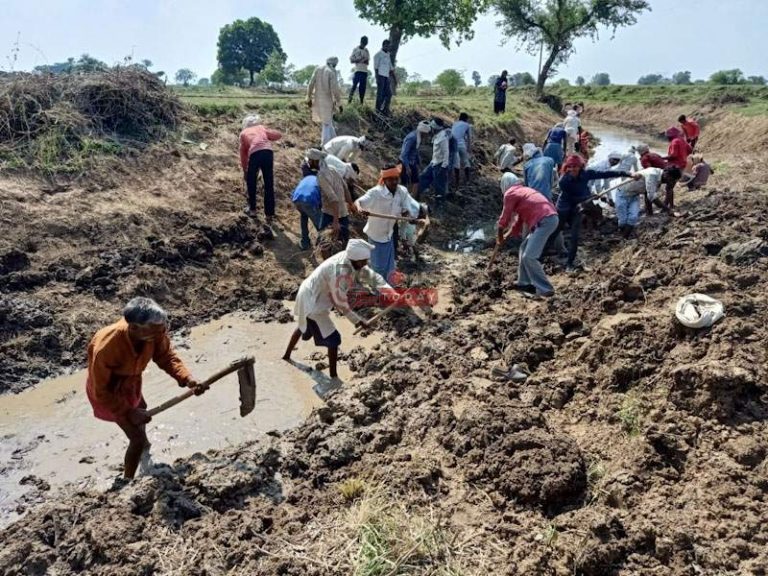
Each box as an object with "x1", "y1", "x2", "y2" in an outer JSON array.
[{"x1": 2, "y1": 109, "x2": 768, "y2": 574}]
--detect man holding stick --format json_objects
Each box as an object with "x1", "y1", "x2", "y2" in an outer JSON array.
[{"x1": 355, "y1": 164, "x2": 417, "y2": 282}]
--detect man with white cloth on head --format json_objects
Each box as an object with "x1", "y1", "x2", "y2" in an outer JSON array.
[
  {"x1": 307, "y1": 57, "x2": 344, "y2": 145},
  {"x1": 323, "y1": 135, "x2": 367, "y2": 162},
  {"x1": 283, "y1": 239, "x2": 396, "y2": 379},
  {"x1": 355, "y1": 164, "x2": 417, "y2": 283}
]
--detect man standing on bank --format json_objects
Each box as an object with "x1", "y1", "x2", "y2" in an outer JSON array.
[
  {"x1": 348, "y1": 36, "x2": 370, "y2": 105},
  {"x1": 374, "y1": 40, "x2": 394, "y2": 115}
]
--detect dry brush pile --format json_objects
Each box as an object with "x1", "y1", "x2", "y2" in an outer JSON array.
[{"x1": 0, "y1": 68, "x2": 183, "y2": 174}]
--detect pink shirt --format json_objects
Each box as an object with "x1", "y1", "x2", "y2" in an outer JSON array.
[
  {"x1": 239, "y1": 125, "x2": 282, "y2": 170},
  {"x1": 498, "y1": 185, "x2": 557, "y2": 237}
]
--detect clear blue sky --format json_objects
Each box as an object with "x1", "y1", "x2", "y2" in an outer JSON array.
[{"x1": 1, "y1": 0, "x2": 765, "y2": 85}]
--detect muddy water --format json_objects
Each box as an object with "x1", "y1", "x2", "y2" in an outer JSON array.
[
  {"x1": 0, "y1": 308, "x2": 381, "y2": 527},
  {"x1": 589, "y1": 123, "x2": 666, "y2": 162}
]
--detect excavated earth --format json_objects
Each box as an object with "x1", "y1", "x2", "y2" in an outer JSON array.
[{"x1": 2, "y1": 99, "x2": 768, "y2": 575}]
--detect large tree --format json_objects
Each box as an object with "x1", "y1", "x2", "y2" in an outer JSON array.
[
  {"x1": 175, "y1": 69, "x2": 196, "y2": 86},
  {"x1": 493, "y1": 0, "x2": 650, "y2": 99},
  {"x1": 217, "y1": 17, "x2": 283, "y2": 86},
  {"x1": 353, "y1": 0, "x2": 490, "y2": 67},
  {"x1": 434, "y1": 69, "x2": 466, "y2": 95}
]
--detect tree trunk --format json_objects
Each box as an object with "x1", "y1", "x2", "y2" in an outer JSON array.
[
  {"x1": 388, "y1": 26, "x2": 403, "y2": 96},
  {"x1": 249, "y1": 69, "x2": 255, "y2": 87},
  {"x1": 535, "y1": 47, "x2": 560, "y2": 100}
]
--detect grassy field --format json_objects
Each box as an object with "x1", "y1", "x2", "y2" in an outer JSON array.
[
  {"x1": 176, "y1": 83, "x2": 768, "y2": 122},
  {"x1": 175, "y1": 85, "x2": 534, "y2": 130},
  {"x1": 551, "y1": 84, "x2": 768, "y2": 116}
]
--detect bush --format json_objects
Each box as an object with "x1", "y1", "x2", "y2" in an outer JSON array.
[{"x1": 0, "y1": 68, "x2": 183, "y2": 173}]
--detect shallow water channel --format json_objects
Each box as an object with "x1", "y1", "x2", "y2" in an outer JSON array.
[
  {"x1": 0, "y1": 308, "x2": 381, "y2": 527},
  {"x1": 447, "y1": 123, "x2": 666, "y2": 250}
]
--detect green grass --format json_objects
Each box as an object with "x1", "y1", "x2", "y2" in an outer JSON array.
[
  {"x1": 550, "y1": 84, "x2": 768, "y2": 116},
  {"x1": 174, "y1": 85, "x2": 532, "y2": 128},
  {"x1": 618, "y1": 395, "x2": 643, "y2": 437}
]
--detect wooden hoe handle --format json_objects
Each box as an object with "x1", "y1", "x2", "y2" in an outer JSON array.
[{"x1": 148, "y1": 358, "x2": 253, "y2": 417}]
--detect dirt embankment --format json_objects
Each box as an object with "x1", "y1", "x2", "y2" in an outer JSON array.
[{"x1": 3, "y1": 92, "x2": 768, "y2": 575}]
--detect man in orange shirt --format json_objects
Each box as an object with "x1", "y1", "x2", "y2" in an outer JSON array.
[
  {"x1": 678, "y1": 115, "x2": 700, "y2": 152},
  {"x1": 86, "y1": 297, "x2": 205, "y2": 479}
]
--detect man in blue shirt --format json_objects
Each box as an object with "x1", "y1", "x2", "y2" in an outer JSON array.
[
  {"x1": 556, "y1": 154, "x2": 638, "y2": 271},
  {"x1": 399, "y1": 121, "x2": 432, "y2": 196},
  {"x1": 543, "y1": 123, "x2": 567, "y2": 168},
  {"x1": 451, "y1": 112, "x2": 473, "y2": 187},
  {"x1": 291, "y1": 172, "x2": 323, "y2": 251},
  {"x1": 522, "y1": 143, "x2": 556, "y2": 201}
]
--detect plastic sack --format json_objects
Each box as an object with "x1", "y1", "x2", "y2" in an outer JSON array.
[{"x1": 675, "y1": 293, "x2": 725, "y2": 329}]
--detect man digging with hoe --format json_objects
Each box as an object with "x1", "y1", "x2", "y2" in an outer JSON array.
[{"x1": 86, "y1": 298, "x2": 208, "y2": 479}]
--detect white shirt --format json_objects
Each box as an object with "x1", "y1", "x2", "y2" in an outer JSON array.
[
  {"x1": 618, "y1": 167, "x2": 663, "y2": 200},
  {"x1": 495, "y1": 144, "x2": 519, "y2": 170},
  {"x1": 323, "y1": 135, "x2": 363, "y2": 161},
  {"x1": 294, "y1": 250, "x2": 389, "y2": 337},
  {"x1": 324, "y1": 154, "x2": 357, "y2": 181},
  {"x1": 373, "y1": 50, "x2": 393, "y2": 77},
  {"x1": 350, "y1": 46, "x2": 370, "y2": 73},
  {"x1": 430, "y1": 129, "x2": 451, "y2": 168},
  {"x1": 564, "y1": 115, "x2": 580, "y2": 135},
  {"x1": 587, "y1": 158, "x2": 613, "y2": 193},
  {"x1": 615, "y1": 152, "x2": 639, "y2": 173},
  {"x1": 355, "y1": 184, "x2": 415, "y2": 243}
]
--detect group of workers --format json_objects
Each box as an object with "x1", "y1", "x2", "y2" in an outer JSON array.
[
  {"x1": 91, "y1": 81, "x2": 715, "y2": 483},
  {"x1": 494, "y1": 109, "x2": 711, "y2": 297}
]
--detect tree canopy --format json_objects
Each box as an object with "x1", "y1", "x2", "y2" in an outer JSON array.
[
  {"x1": 292, "y1": 65, "x2": 317, "y2": 87},
  {"x1": 590, "y1": 72, "x2": 611, "y2": 85},
  {"x1": 471, "y1": 71, "x2": 482, "y2": 87},
  {"x1": 434, "y1": 69, "x2": 466, "y2": 95},
  {"x1": 261, "y1": 50, "x2": 290, "y2": 86},
  {"x1": 493, "y1": 0, "x2": 650, "y2": 98},
  {"x1": 637, "y1": 73, "x2": 666, "y2": 85},
  {"x1": 509, "y1": 71, "x2": 535, "y2": 87},
  {"x1": 709, "y1": 69, "x2": 745, "y2": 85},
  {"x1": 353, "y1": 0, "x2": 490, "y2": 66},
  {"x1": 217, "y1": 17, "x2": 284, "y2": 86},
  {"x1": 175, "y1": 69, "x2": 196, "y2": 86},
  {"x1": 672, "y1": 70, "x2": 692, "y2": 85},
  {"x1": 575, "y1": 75, "x2": 585, "y2": 86}
]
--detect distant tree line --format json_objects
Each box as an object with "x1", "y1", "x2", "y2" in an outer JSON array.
[{"x1": 636, "y1": 69, "x2": 765, "y2": 86}]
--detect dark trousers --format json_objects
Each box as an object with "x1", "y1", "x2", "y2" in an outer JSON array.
[
  {"x1": 375, "y1": 75, "x2": 391, "y2": 113},
  {"x1": 494, "y1": 99, "x2": 506, "y2": 114},
  {"x1": 557, "y1": 206, "x2": 582, "y2": 266},
  {"x1": 349, "y1": 71, "x2": 368, "y2": 104},
  {"x1": 319, "y1": 213, "x2": 350, "y2": 247},
  {"x1": 246, "y1": 150, "x2": 275, "y2": 216}
]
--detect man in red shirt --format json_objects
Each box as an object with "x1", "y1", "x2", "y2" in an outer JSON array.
[
  {"x1": 637, "y1": 144, "x2": 667, "y2": 170},
  {"x1": 678, "y1": 115, "x2": 700, "y2": 152},
  {"x1": 497, "y1": 174, "x2": 559, "y2": 297},
  {"x1": 661, "y1": 127, "x2": 692, "y2": 211}
]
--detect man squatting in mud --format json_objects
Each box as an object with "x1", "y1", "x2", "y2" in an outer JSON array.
[
  {"x1": 86, "y1": 297, "x2": 208, "y2": 479},
  {"x1": 283, "y1": 238, "x2": 398, "y2": 378}
]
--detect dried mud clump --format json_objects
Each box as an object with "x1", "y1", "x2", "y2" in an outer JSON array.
[{"x1": 442, "y1": 402, "x2": 586, "y2": 513}]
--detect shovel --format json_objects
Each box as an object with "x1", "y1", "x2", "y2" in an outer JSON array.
[{"x1": 148, "y1": 356, "x2": 257, "y2": 418}]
